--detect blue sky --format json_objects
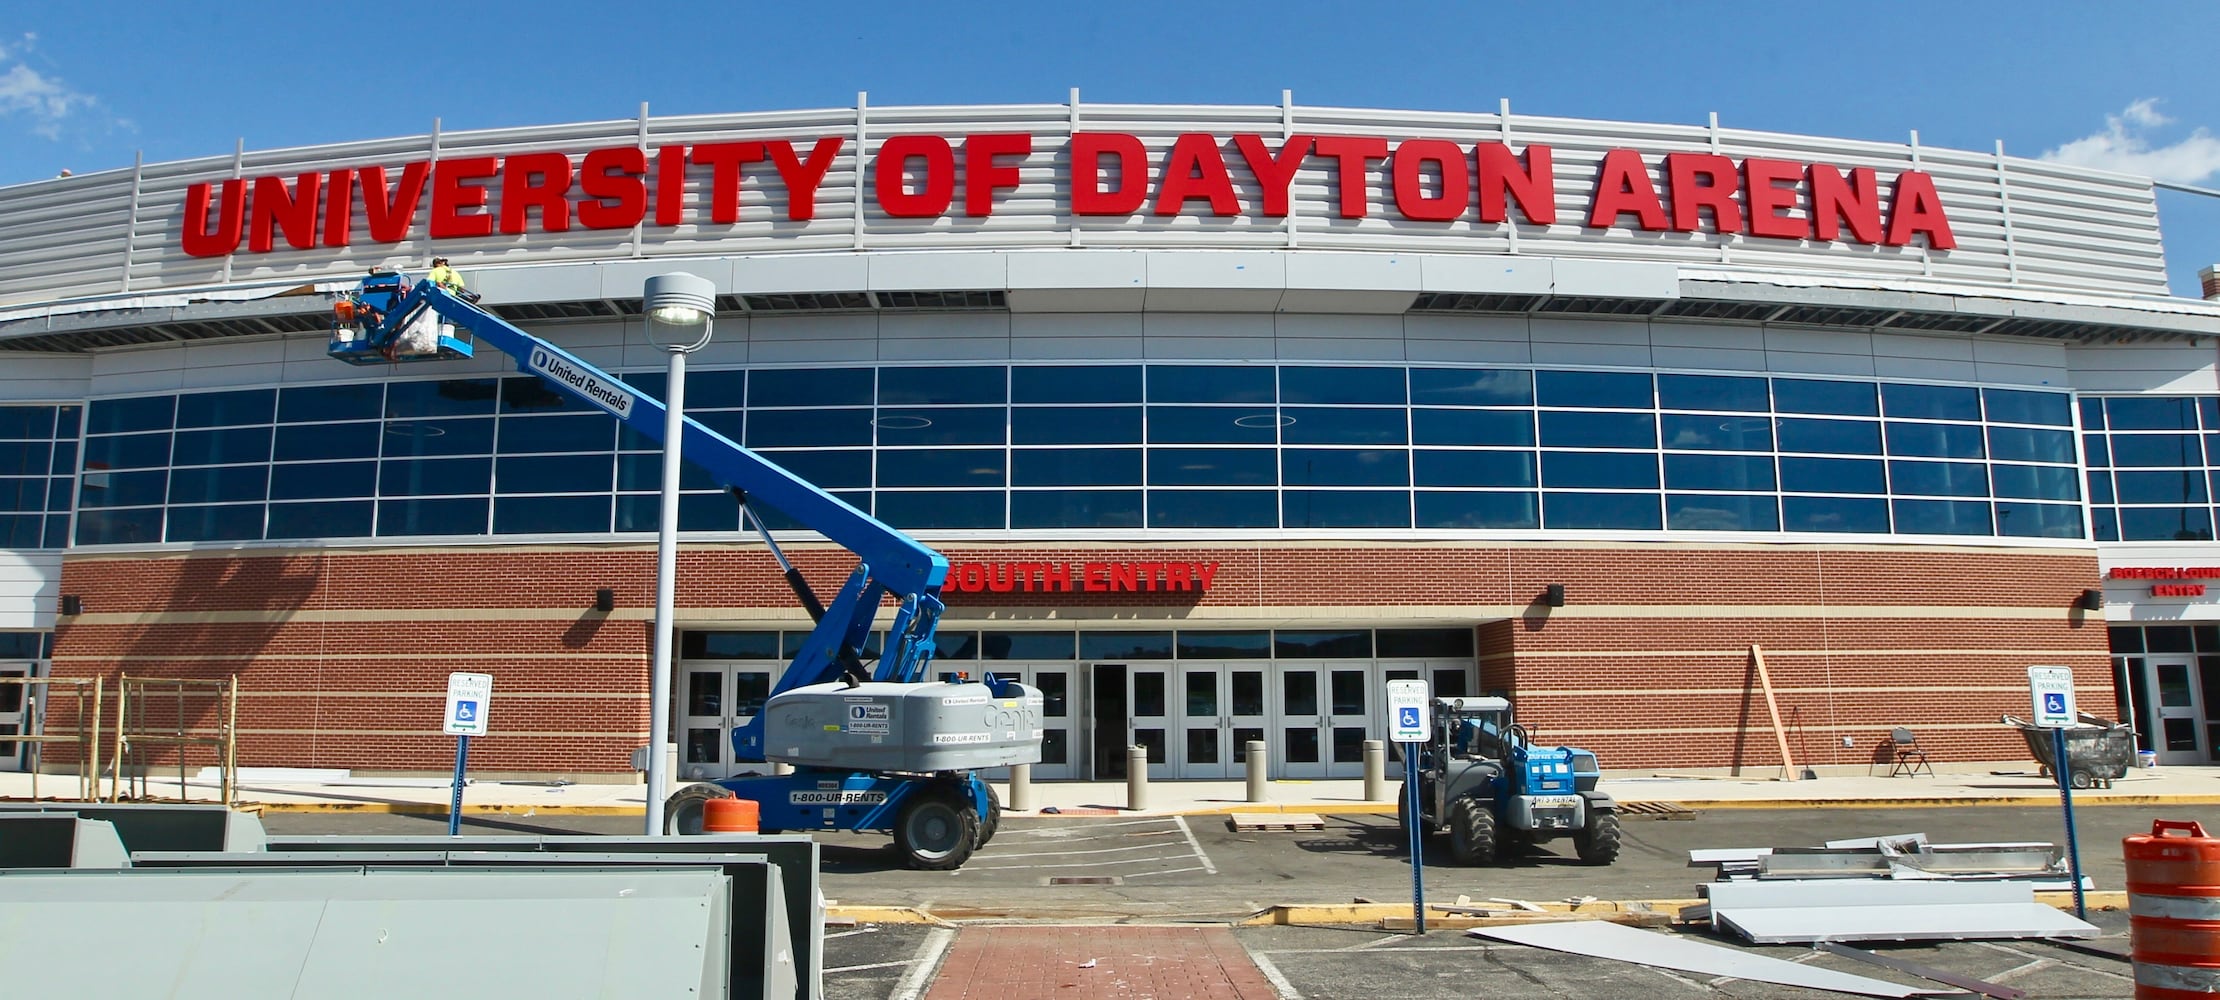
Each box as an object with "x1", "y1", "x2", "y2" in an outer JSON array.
[{"x1": 6, "y1": 2, "x2": 2220, "y2": 295}]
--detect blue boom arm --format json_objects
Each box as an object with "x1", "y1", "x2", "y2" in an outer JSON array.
[{"x1": 333, "y1": 278, "x2": 952, "y2": 763}]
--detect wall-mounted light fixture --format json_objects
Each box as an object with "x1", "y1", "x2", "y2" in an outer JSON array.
[
  {"x1": 2075, "y1": 588, "x2": 2105, "y2": 611},
  {"x1": 594, "y1": 588, "x2": 615, "y2": 613},
  {"x1": 1543, "y1": 584, "x2": 1566, "y2": 608},
  {"x1": 59, "y1": 595, "x2": 82, "y2": 616}
]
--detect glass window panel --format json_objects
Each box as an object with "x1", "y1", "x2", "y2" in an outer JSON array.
[
  {"x1": 749, "y1": 367, "x2": 872, "y2": 407},
  {"x1": 1893, "y1": 499, "x2": 1993, "y2": 535},
  {"x1": 1410, "y1": 368, "x2": 1532, "y2": 406},
  {"x1": 376, "y1": 497, "x2": 487, "y2": 536},
  {"x1": 2088, "y1": 471, "x2": 2115, "y2": 504},
  {"x1": 2205, "y1": 399, "x2": 2220, "y2": 430},
  {"x1": 49, "y1": 441, "x2": 75, "y2": 476},
  {"x1": 1658, "y1": 374, "x2": 1769, "y2": 412},
  {"x1": 616, "y1": 370, "x2": 665, "y2": 399},
  {"x1": 54, "y1": 406, "x2": 77, "y2": 437},
  {"x1": 1994, "y1": 502, "x2": 2085, "y2": 539},
  {"x1": 721, "y1": 491, "x2": 859, "y2": 532},
  {"x1": 1012, "y1": 365, "x2": 1142, "y2": 404},
  {"x1": 86, "y1": 395, "x2": 175, "y2": 434},
  {"x1": 1081, "y1": 631, "x2": 1172, "y2": 660},
  {"x1": 0, "y1": 442, "x2": 49, "y2": 477},
  {"x1": 1991, "y1": 464, "x2": 2081, "y2": 501},
  {"x1": 1129, "y1": 672, "x2": 1168, "y2": 718},
  {"x1": 878, "y1": 365, "x2": 1005, "y2": 405},
  {"x1": 1885, "y1": 422, "x2": 1986, "y2": 459},
  {"x1": 1146, "y1": 405, "x2": 1281, "y2": 444},
  {"x1": 2078, "y1": 396, "x2": 2106, "y2": 429},
  {"x1": 2094, "y1": 508, "x2": 2119, "y2": 541},
  {"x1": 2110, "y1": 434, "x2": 2203, "y2": 467},
  {"x1": 1283, "y1": 726, "x2": 1320, "y2": 763},
  {"x1": 78, "y1": 470, "x2": 167, "y2": 508},
  {"x1": 496, "y1": 412, "x2": 616, "y2": 454},
  {"x1": 1773, "y1": 378, "x2": 1878, "y2": 416},
  {"x1": 873, "y1": 406, "x2": 1004, "y2": 446},
  {"x1": 1011, "y1": 490, "x2": 1143, "y2": 528},
  {"x1": 1667, "y1": 494, "x2": 1780, "y2": 531},
  {"x1": 1231, "y1": 671, "x2": 1266, "y2": 715},
  {"x1": 1880, "y1": 383, "x2": 1980, "y2": 421},
  {"x1": 1415, "y1": 490, "x2": 1538, "y2": 528},
  {"x1": 1543, "y1": 491, "x2": 1662, "y2": 530},
  {"x1": 762, "y1": 450, "x2": 872, "y2": 489},
  {"x1": 1412, "y1": 408, "x2": 1534, "y2": 447},
  {"x1": 166, "y1": 503, "x2": 265, "y2": 542},
  {"x1": 2109, "y1": 627, "x2": 2146, "y2": 653},
  {"x1": 1536, "y1": 370, "x2": 1651, "y2": 409},
  {"x1": 1414, "y1": 450, "x2": 1535, "y2": 488},
  {"x1": 270, "y1": 461, "x2": 376, "y2": 501},
  {"x1": 170, "y1": 426, "x2": 271, "y2": 467},
  {"x1": 1777, "y1": 417, "x2": 1882, "y2": 455},
  {"x1": 1377, "y1": 628, "x2": 1473, "y2": 657},
  {"x1": 682, "y1": 630, "x2": 779, "y2": 659},
  {"x1": 75, "y1": 507, "x2": 164, "y2": 544},
  {"x1": 1281, "y1": 365, "x2": 1405, "y2": 405},
  {"x1": 1011, "y1": 406, "x2": 1141, "y2": 445},
  {"x1": 384, "y1": 378, "x2": 499, "y2": 418},
  {"x1": 1538, "y1": 411, "x2": 1655, "y2": 449},
  {"x1": 745, "y1": 408, "x2": 872, "y2": 448},
  {"x1": 1432, "y1": 668, "x2": 1470, "y2": 699},
  {"x1": 874, "y1": 490, "x2": 1003, "y2": 529},
  {"x1": 273, "y1": 421, "x2": 381, "y2": 462},
  {"x1": 0, "y1": 514, "x2": 42, "y2": 548},
  {"x1": 1281, "y1": 406, "x2": 1407, "y2": 445},
  {"x1": 1277, "y1": 630, "x2": 1372, "y2": 658},
  {"x1": 1541, "y1": 451, "x2": 1658, "y2": 489},
  {"x1": 1014, "y1": 448, "x2": 1141, "y2": 487},
  {"x1": 980, "y1": 631, "x2": 1076, "y2": 660},
  {"x1": 1888, "y1": 460, "x2": 1990, "y2": 497},
  {"x1": 1984, "y1": 388, "x2": 2073, "y2": 427},
  {"x1": 1282, "y1": 448, "x2": 1408, "y2": 486},
  {"x1": 174, "y1": 389, "x2": 274, "y2": 428},
  {"x1": 2083, "y1": 434, "x2": 2109, "y2": 468},
  {"x1": 1664, "y1": 453, "x2": 1775, "y2": 491},
  {"x1": 1149, "y1": 448, "x2": 1275, "y2": 486},
  {"x1": 279, "y1": 383, "x2": 383, "y2": 423},
  {"x1": 1284, "y1": 490, "x2": 1412, "y2": 528},
  {"x1": 668, "y1": 369, "x2": 748, "y2": 410},
  {"x1": 1661, "y1": 414, "x2": 1773, "y2": 451},
  {"x1": 1782, "y1": 496, "x2": 1890, "y2": 533},
  {"x1": 494, "y1": 495, "x2": 611, "y2": 534},
  {"x1": 879, "y1": 448, "x2": 1003, "y2": 488},
  {"x1": 0, "y1": 406, "x2": 55, "y2": 440},
  {"x1": 496, "y1": 455, "x2": 614, "y2": 494},
  {"x1": 1178, "y1": 630, "x2": 1270, "y2": 658},
  {"x1": 1987, "y1": 426, "x2": 2075, "y2": 465},
  {"x1": 82, "y1": 432, "x2": 171, "y2": 470},
  {"x1": 379, "y1": 458, "x2": 491, "y2": 496},
  {"x1": 498, "y1": 374, "x2": 583, "y2": 414},
  {"x1": 615, "y1": 452, "x2": 721, "y2": 492},
  {"x1": 266, "y1": 500, "x2": 374, "y2": 539},
  {"x1": 685, "y1": 408, "x2": 744, "y2": 445},
  {"x1": 1147, "y1": 365, "x2": 1274, "y2": 403},
  {"x1": 2107, "y1": 397, "x2": 2201, "y2": 431},
  {"x1": 47, "y1": 477, "x2": 72, "y2": 510},
  {"x1": 1331, "y1": 670, "x2": 1366, "y2": 714},
  {"x1": 168, "y1": 465, "x2": 268, "y2": 504},
  {"x1": 936, "y1": 632, "x2": 980, "y2": 660},
  {"x1": 380, "y1": 417, "x2": 493, "y2": 457},
  {"x1": 0, "y1": 479, "x2": 41, "y2": 513},
  {"x1": 2117, "y1": 470, "x2": 2209, "y2": 504},
  {"x1": 1148, "y1": 490, "x2": 1276, "y2": 527},
  {"x1": 2149, "y1": 627, "x2": 2196, "y2": 653}
]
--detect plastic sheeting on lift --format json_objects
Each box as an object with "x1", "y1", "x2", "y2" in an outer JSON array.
[
  {"x1": 1470, "y1": 920, "x2": 1945, "y2": 998},
  {"x1": 1704, "y1": 879, "x2": 2100, "y2": 944}
]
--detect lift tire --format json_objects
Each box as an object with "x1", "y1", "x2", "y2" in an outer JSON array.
[
  {"x1": 975, "y1": 782, "x2": 1003, "y2": 849},
  {"x1": 895, "y1": 786, "x2": 979, "y2": 870},
  {"x1": 1574, "y1": 810, "x2": 1622, "y2": 866},
  {"x1": 1447, "y1": 797, "x2": 1497, "y2": 866},
  {"x1": 665, "y1": 782, "x2": 736, "y2": 836}
]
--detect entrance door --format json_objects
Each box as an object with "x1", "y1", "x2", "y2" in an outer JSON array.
[
  {"x1": 1280, "y1": 663, "x2": 1374, "y2": 779},
  {"x1": 678, "y1": 662, "x2": 780, "y2": 780},
  {"x1": 1089, "y1": 664, "x2": 1171, "y2": 780},
  {"x1": 977, "y1": 664, "x2": 1078, "y2": 781},
  {"x1": 0, "y1": 662, "x2": 28, "y2": 772},
  {"x1": 2146, "y1": 658, "x2": 2207, "y2": 765},
  {"x1": 1175, "y1": 664, "x2": 1267, "y2": 779}
]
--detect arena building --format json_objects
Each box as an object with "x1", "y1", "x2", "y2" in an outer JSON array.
[{"x1": 3, "y1": 96, "x2": 2218, "y2": 782}]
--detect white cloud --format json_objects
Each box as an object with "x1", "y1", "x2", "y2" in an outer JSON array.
[
  {"x1": 2041, "y1": 98, "x2": 2220, "y2": 185},
  {"x1": 0, "y1": 32, "x2": 102, "y2": 142}
]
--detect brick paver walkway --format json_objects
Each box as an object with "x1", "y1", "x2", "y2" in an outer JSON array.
[{"x1": 923, "y1": 925, "x2": 1280, "y2": 999}]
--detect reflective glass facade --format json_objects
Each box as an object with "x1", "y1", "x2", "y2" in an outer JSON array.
[
  {"x1": 0, "y1": 404, "x2": 78, "y2": 549},
  {"x1": 2085, "y1": 396, "x2": 2220, "y2": 541}
]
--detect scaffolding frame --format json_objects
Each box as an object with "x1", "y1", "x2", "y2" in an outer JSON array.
[
  {"x1": 0, "y1": 675, "x2": 101, "y2": 801},
  {"x1": 110, "y1": 674, "x2": 237, "y2": 805}
]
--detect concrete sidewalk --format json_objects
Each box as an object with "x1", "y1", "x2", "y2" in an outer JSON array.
[{"x1": 6, "y1": 763, "x2": 2218, "y2": 816}]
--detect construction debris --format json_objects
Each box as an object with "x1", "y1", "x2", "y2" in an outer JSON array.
[
  {"x1": 1470, "y1": 921, "x2": 1938, "y2": 998},
  {"x1": 1689, "y1": 832, "x2": 2083, "y2": 889},
  {"x1": 1816, "y1": 942, "x2": 2027, "y2": 1000},
  {"x1": 1702, "y1": 879, "x2": 2099, "y2": 944},
  {"x1": 1227, "y1": 813, "x2": 1326, "y2": 832}
]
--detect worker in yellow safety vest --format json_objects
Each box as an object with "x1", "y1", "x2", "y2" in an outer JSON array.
[{"x1": 427, "y1": 257, "x2": 465, "y2": 294}]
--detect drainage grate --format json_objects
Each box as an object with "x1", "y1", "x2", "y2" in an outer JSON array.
[
  {"x1": 1046, "y1": 876, "x2": 1121, "y2": 886},
  {"x1": 1617, "y1": 801, "x2": 1697, "y2": 820}
]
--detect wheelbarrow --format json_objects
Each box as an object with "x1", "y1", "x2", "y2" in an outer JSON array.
[{"x1": 2001, "y1": 712, "x2": 2133, "y2": 789}]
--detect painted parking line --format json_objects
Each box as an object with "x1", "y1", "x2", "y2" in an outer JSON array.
[
  {"x1": 973, "y1": 816, "x2": 1217, "y2": 878},
  {"x1": 888, "y1": 927, "x2": 955, "y2": 1000}
]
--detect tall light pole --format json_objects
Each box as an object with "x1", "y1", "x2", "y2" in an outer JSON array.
[{"x1": 642, "y1": 272, "x2": 715, "y2": 835}]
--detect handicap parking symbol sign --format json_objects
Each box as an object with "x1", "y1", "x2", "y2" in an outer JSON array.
[
  {"x1": 1398, "y1": 706, "x2": 1422, "y2": 729},
  {"x1": 2043, "y1": 692, "x2": 2067, "y2": 715},
  {"x1": 454, "y1": 700, "x2": 478, "y2": 723}
]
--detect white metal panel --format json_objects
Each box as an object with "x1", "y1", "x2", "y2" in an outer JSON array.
[
  {"x1": 1469, "y1": 921, "x2": 1934, "y2": 998},
  {"x1": 0, "y1": 550, "x2": 61, "y2": 630}
]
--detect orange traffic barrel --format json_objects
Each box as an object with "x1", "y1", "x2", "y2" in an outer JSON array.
[
  {"x1": 701, "y1": 796, "x2": 759, "y2": 834},
  {"x1": 2125, "y1": 819, "x2": 2220, "y2": 998}
]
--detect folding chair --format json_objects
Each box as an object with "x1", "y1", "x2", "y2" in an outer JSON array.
[{"x1": 1884, "y1": 727, "x2": 1934, "y2": 777}]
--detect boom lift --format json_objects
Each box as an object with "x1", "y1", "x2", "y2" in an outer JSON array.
[{"x1": 329, "y1": 272, "x2": 1042, "y2": 869}]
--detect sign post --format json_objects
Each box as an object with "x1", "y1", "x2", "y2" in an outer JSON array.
[
  {"x1": 442, "y1": 672, "x2": 492, "y2": 837},
  {"x1": 1385, "y1": 680, "x2": 1431, "y2": 934},
  {"x1": 2027, "y1": 665, "x2": 2086, "y2": 918}
]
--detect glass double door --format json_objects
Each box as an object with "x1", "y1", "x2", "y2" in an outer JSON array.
[
  {"x1": 1093, "y1": 662, "x2": 1372, "y2": 780},
  {"x1": 0, "y1": 662, "x2": 29, "y2": 772},
  {"x1": 2123, "y1": 657, "x2": 2211, "y2": 765},
  {"x1": 678, "y1": 661, "x2": 782, "y2": 780}
]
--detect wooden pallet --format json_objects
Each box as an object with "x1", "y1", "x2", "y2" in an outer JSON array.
[
  {"x1": 1229, "y1": 812, "x2": 1327, "y2": 832},
  {"x1": 1617, "y1": 801, "x2": 1697, "y2": 821}
]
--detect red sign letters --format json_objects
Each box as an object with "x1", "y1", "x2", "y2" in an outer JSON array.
[{"x1": 941, "y1": 561, "x2": 1219, "y2": 595}]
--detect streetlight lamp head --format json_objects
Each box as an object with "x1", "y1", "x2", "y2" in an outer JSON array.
[{"x1": 643, "y1": 273, "x2": 717, "y2": 352}]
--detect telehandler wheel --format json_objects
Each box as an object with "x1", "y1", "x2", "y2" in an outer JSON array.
[
  {"x1": 1447, "y1": 797, "x2": 1497, "y2": 866},
  {"x1": 895, "y1": 786, "x2": 979, "y2": 870},
  {"x1": 1574, "y1": 810, "x2": 1622, "y2": 866},
  {"x1": 664, "y1": 782, "x2": 735, "y2": 836},
  {"x1": 974, "y1": 782, "x2": 1003, "y2": 849}
]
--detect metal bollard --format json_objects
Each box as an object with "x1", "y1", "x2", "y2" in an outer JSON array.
[
  {"x1": 1246, "y1": 739, "x2": 1268, "y2": 803},
  {"x1": 1127, "y1": 746, "x2": 1150, "y2": 811},
  {"x1": 1009, "y1": 763, "x2": 1033, "y2": 812},
  {"x1": 1363, "y1": 740, "x2": 1387, "y2": 802}
]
